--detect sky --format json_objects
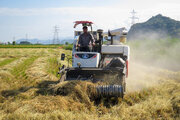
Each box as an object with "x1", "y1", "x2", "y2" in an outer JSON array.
[{"x1": 0, "y1": 0, "x2": 180, "y2": 42}]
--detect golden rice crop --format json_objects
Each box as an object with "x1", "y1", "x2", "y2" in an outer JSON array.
[{"x1": 0, "y1": 48, "x2": 179, "y2": 120}]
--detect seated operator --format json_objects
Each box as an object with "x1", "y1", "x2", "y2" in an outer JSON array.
[{"x1": 77, "y1": 26, "x2": 95, "y2": 52}]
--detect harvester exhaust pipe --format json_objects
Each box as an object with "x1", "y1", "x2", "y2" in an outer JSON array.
[{"x1": 97, "y1": 29, "x2": 103, "y2": 52}]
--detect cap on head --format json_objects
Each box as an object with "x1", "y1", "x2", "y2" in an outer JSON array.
[{"x1": 83, "y1": 26, "x2": 88, "y2": 29}]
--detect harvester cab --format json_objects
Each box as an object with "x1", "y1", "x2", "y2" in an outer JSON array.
[
  {"x1": 60, "y1": 21, "x2": 130, "y2": 98},
  {"x1": 72, "y1": 21, "x2": 101, "y2": 68}
]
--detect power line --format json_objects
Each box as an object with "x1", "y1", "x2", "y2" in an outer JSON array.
[
  {"x1": 53, "y1": 25, "x2": 60, "y2": 44},
  {"x1": 26, "y1": 34, "x2": 28, "y2": 42},
  {"x1": 130, "y1": 9, "x2": 139, "y2": 26},
  {"x1": 13, "y1": 36, "x2": 15, "y2": 41}
]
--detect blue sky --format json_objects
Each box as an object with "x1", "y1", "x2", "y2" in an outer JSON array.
[
  {"x1": 0, "y1": 0, "x2": 120, "y2": 8},
  {"x1": 0, "y1": 0, "x2": 180, "y2": 42}
]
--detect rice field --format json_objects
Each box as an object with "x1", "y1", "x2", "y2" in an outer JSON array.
[
  {"x1": 0, "y1": 45, "x2": 63, "y2": 48},
  {"x1": 0, "y1": 48, "x2": 179, "y2": 120}
]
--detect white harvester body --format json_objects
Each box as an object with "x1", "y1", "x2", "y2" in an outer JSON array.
[
  {"x1": 59, "y1": 21, "x2": 130, "y2": 98},
  {"x1": 73, "y1": 52, "x2": 101, "y2": 68},
  {"x1": 101, "y1": 45, "x2": 130, "y2": 60}
]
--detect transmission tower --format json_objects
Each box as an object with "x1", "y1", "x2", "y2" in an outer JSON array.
[
  {"x1": 130, "y1": 9, "x2": 139, "y2": 26},
  {"x1": 53, "y1": 25, "x2": 60, "y2": 44}
]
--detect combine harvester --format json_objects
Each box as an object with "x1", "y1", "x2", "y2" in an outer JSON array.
[{"x1": 59, "y1": 21, "x2": 130, "y2": 98}]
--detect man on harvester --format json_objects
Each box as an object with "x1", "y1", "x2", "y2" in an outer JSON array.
[{"x1": 77, "y1": 26, "x2": 95, "y2": 52}]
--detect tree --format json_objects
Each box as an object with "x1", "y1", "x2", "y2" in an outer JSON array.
[
  {"x1": 65, "y1": 42, "x2": 69, "y2": 45},
  {"x1": 8, "y1": 42, "x2": 11, "y2": 45},
  {"x1": 12, "y1": 41, "x2": 16, "y2": 45},
  {"x1": 19, "y1": 41, "x2": 31, "y2": 45}
]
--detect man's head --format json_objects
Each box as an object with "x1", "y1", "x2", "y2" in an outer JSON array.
[{"x1": 83, "y1": 26, "x2": 88, "y2": 33}]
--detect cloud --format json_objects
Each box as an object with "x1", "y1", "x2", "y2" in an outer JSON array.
[
  {"x1": 0, "y1": 0, "x2": 180, "y2": 42},
  {"x1": 0, "y1": 7, "x2": 131, "y2": 30}
]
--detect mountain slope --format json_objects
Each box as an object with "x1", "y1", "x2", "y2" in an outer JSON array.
[{"x1": 128, "y1": 14, "x2": 180, "y2": 40}]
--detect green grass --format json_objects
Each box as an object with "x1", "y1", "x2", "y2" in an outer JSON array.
[
  {"x1": 46, "y1": 48, "x2": 72, "y2": 77},
  {"x1": 0, "y1": 57, "x2": 18, "y2": 67},
  {"x1": 0, "y1": 44, "x2": 63, "y2": 48},
  {"x1": 47, "y1": 57, "x2": 61, "y2": 77},
  {"x1": 0, "y1": 43, "x2": 73, "y2": 51},
  {"x1": 63, "y1": 44, "x2": 73, "y2": 50},
  {"x1": 11, "y1": 56, "x2": 39, "y2": 87}
]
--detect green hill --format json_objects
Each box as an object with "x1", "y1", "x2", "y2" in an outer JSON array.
[{"x1": 128, "y1": 14, "x2": 180, "y2": 40}]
